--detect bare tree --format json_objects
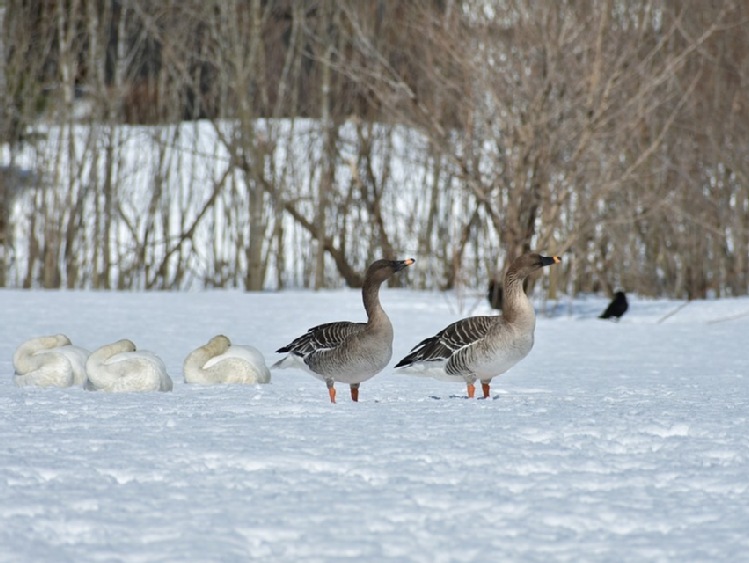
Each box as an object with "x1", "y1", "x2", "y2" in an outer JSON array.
[{"x1": 3, "y1": 0, "x2": 749, "y2": 299}]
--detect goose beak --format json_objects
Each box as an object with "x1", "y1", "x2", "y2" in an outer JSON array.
[
  {"x1": 394, "y1": 258, "x2": 416, "y2": 271},
  {"x1": 541, "y1": 256, "x2": 561, "y2": 267}
]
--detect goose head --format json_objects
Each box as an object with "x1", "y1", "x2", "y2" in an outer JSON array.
[
  {"x1": 365, "y1": 258, "x2": 416, "y2": 285},
  {"x1": 506, "y1": 253, "x2": 561, "y2": 284}
]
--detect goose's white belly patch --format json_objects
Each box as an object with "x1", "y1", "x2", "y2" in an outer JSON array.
[
  {"x1": 306, "y1": 346, "x2": 392, "y2": 384},
  {"x1": 470, "y1": 332, "x2": 534, "y2": 379}
]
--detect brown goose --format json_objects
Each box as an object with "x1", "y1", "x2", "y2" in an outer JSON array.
[
  {"x1": 396, "y1": 253, "x2": 560, "y2": 398},
  {"x1": 273, "y1": 258, "x2": 415, "y2": 403}
]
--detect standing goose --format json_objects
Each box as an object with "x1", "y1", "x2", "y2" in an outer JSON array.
[
  {"x1": 184, "y1": 335, "x2": 271, "y2": 385},
  {"x1": 86, "y1": 339, "x2": 173, "y2": 392},
  {"x1": 13, "y1": 334, "x2": 89, "y2": 388},
  {"x1": 273, "y1": 258, "x2": 415, "y2": 403},
  {"x1": 396, "y1": 253, "x2": 560, "y2": 398}
]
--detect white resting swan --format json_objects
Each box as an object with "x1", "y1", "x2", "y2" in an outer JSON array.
[
  {"x1": 85, "y1": 339, "x2": 173, "y2": 392},
  {"x1": 184, "y1": 335, "x2": 271, "y2": 385},
  {"x1": 13, "y1": 334, "x2": 89, "y2": 388}
]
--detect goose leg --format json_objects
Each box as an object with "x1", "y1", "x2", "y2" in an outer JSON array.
[
  {"x1": 466, "y1": 383, "x2": 476, "y2": 398},
  {"x1": 481, "y1": 381, "x2": 491, "y2": 399},
  {"x1": 326, "y1": 380, "x2": 337, "y2": 403},
  {"x1": 350, "y1": 383, "x2": 360, "y2": 402}
]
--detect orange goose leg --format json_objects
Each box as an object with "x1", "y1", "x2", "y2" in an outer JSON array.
[
  {"x1": 327, "y1": 385, "x2": 337, "y2": 404},
  {"x1": 481, "y1": 382, "x2": 491, "y2": 399},
  {"x1": 350, "y1": 384, "x2": 360, "y2": 402},
  {"x1": 466, "y1": 383, "x2": 476, "y2": 398}
]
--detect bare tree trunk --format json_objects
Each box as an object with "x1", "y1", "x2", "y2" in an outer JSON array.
[{"x1": 314, "y1": 1, "x2": 337, "y2": 289}]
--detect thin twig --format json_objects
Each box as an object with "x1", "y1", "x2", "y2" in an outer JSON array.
[
  {"x1": 706, "y1": 311, "x2": 749, "y2": 325},
  {"x1": 656, "y1": 301, "x2": 691, "y2": 324}
]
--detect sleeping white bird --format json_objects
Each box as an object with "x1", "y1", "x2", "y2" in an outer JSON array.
[
  {"x1": 13, "y1": 334, "x2": 89, "y2": 388},
  {"x1": 183, "y1": 335, "x2": 271, "y2": 385},
  {"x1": 85, "y1": 339, "x2": 173, "y2": 392}
]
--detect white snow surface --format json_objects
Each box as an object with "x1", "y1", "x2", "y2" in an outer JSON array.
[{"x1": 1, "y1": 288, "x2": 749, "y2": 561}]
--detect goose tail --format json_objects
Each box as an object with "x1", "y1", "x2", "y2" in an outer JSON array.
[{"x1": 272, "y1": 353, "x2": 306, "y2": 370}]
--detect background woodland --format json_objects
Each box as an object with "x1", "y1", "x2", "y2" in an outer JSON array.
[{"x1": 1, "y1": 0, "x2": 748, "y2": 299}]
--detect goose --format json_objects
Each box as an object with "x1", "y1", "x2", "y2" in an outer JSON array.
[
  {"x1": 600, "y1": 291, "x2": 629, "y2": 321},
  {"x1": 396, "y1": 253, "x2": 561, "y2": 398},
  {"x1": 273, "y1": 258, "x2": 415, "y2": 403},
  {"x1": 13, "y1": 334, "x2": 89, "y2": 388},
  {"x1": 85, "y1": 339, "x2": 173, "y2": 392},
  {"x1": 184, "y1": 335, "x2": 271, "y2": 385}
]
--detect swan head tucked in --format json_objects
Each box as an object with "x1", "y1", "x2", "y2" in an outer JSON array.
[
  {"x1": 111, "y1": 339, "x2": 137, "y2": 354},
  {"x1": 13, "y1": 333, "x2": 69, "y2": 365},
  {"x1": 204, "y1": 335, "x2": 231, "y2": 355},
  {"x1": 13, "y1": 334, "x2": 89, "y2": 388},
  {"x1": 51, "y1": 334, "x2": 72, "y2": 347},
  {"x1": 184, "y1": 334, "x2": 271, "y2": 385},
  {"x1": 86, "y1": 338, "x2": 172, "y2": 392}
]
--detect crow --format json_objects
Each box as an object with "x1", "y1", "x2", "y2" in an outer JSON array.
[{"x1": 600, "y1": 291, "x2": 629, "y2": 321}]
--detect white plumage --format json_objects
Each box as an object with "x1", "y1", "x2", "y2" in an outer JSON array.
[
  {"x1": 85, "y1": 339, "x2": 173, "y2": 392},
  {"x1": 184, "y1": 335, "x2": 271, "y2": 385},
  {"x1": 13, "y1": 334, "x2": 89, "y2": 388}
]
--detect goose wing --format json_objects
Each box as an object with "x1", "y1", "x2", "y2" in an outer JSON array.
[
  {"x1": 396, "y1": 316, "x2": 495, "y2": 367},
  {"x1": 277, "y1": 321, "x2": 365, "y2": 357}
]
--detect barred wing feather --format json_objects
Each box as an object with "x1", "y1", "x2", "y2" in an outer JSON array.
[
  {"x1": 276, "y1": 321, "x2": 365, "y2": 357},
  {"x1": 396, "y1": 316, "x2": 495, "y2": 367}
]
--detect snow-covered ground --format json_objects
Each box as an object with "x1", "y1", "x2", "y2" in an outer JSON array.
[{"x1": 1, "y1": 287, "x2": 748, "y2": 561}]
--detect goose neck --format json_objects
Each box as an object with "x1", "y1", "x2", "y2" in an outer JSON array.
[
  {"x1": 362, "y1": 278, "x2": 385, "y2": 322},
  {"x1": 501, "y1": 275, "x2": 534, "y2": 325}
]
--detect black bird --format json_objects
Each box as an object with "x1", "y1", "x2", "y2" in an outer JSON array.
[{"x1": 600, "y1": 291, "x2": 629, "y2": 321}]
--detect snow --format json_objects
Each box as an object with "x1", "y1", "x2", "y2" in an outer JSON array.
[{"x1": 1, "y1": 288, "x2": 749, "y2": 561}]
